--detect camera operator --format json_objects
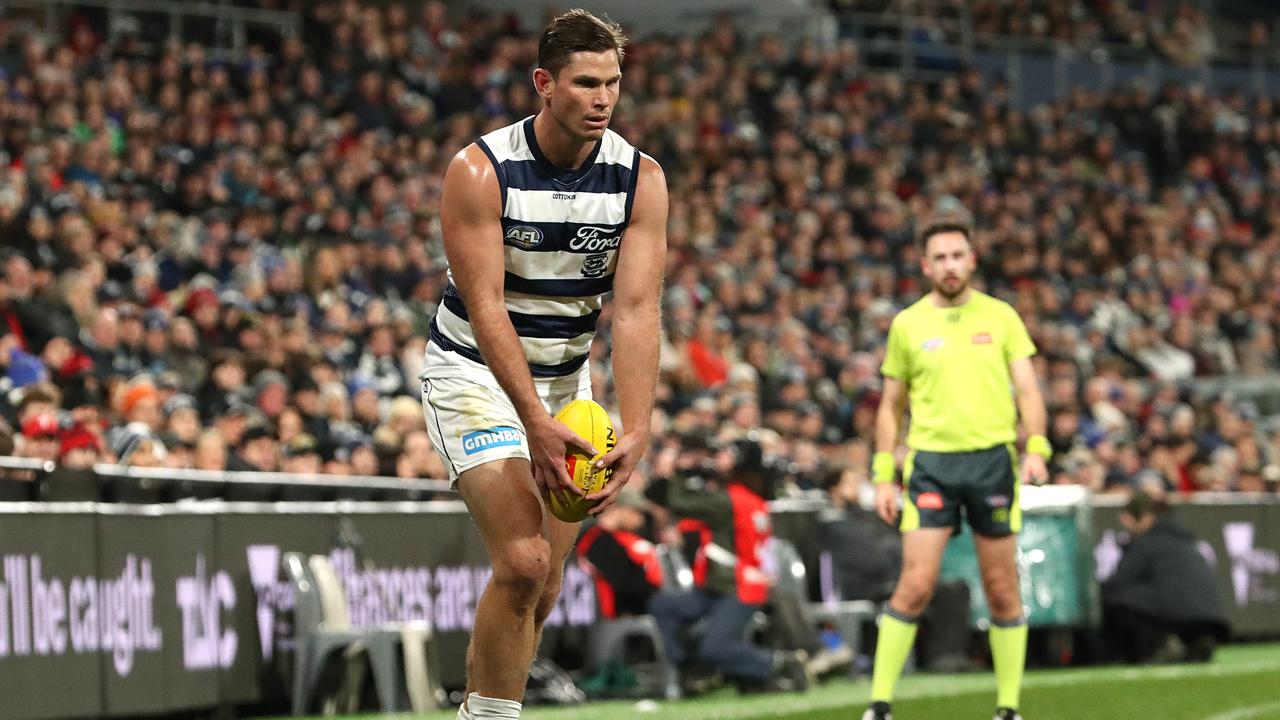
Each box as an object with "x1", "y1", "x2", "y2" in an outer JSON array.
[{"x1": 646, "y1": 435, "x2": 811, "y2": 695}]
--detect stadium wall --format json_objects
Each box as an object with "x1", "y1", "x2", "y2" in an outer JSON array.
[{"x1": 0, "y1": 497, "x2": 1276, "y2": 718}]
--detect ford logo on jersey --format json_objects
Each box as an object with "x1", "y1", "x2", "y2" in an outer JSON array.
[
  {"x1": 570, "y1": 226, "x2": 622, "y2": 252},
  {"x1": 504, "y1": 225, "x2": 544, "y2": 249},
  {"x1": 462, "y1": 426, "x2": 523, "y2": 454}
]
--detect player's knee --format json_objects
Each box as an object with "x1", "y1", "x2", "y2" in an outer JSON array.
[
  {"x1": 533, "y1": 572, "x2": 563, "y2": 626},
  {"x1": 492, "y1": 538, "x2": 552, "y2": 610}
]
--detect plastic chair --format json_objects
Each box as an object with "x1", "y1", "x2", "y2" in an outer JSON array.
[
  {"x1": 284, "y1": 552, "x2": 369, "y2": 716},
  {"x1": 585, "y1": 612, "x2": 674, "y2": 698},
  {"x1": 307, "y1": 555, "x2": 445, "y2": 713},
  {"x1": 284, "y1": 553, "x2": 445, "y2": 715},
  {"x1": 577, "y1": 547, "x2": 675, "y2": 699}
]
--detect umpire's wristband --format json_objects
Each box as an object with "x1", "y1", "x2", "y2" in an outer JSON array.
[
  {"x1": 1026, "y1": 434, "x2": 1053, "y2": 461},
  {"x1": 872, "y1": 451, "x2": 897, "y2": 485}
]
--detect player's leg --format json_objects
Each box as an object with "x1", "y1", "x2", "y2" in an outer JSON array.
[
  {"x1": 530, "y1": 509, "x2": 583, "y2": 647},
  {"x1": 455, "y1": 458, "x2": 550, "y2": 716},
  {"x1": 454, "y1": 366, "x2": 595, "y2": 717},
  {"x1": 970, "y1": 445, "x2": 1026, "y2": 719},
  {"x1": 867, "y1": 452, "x2": 958, "y2": 719}
]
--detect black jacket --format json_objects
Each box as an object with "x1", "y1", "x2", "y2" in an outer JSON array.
[
  {"x1": 817, "y1": 507, "x2": 901, "y2": 602},
  {"x1": 1102, "y1": 515, "x2": 1228, "y2": 626}
]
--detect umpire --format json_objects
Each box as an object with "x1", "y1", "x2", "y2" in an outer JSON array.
[{"x1": 863, "y1": 213, "x2": 1051, "y2": 720}]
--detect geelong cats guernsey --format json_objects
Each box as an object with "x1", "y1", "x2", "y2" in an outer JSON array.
[{"x1": 430, "y1": 116, "x2": 643, "y2": 378}]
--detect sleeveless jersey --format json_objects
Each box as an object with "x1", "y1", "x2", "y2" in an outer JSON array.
[{"x1": 430, "y1": 115, "x2": 643, "y2": 377}]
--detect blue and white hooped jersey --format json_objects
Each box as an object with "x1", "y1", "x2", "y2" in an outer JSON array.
[{"x1": 430, "y1": 116, "x2": 644, "y2": 377}]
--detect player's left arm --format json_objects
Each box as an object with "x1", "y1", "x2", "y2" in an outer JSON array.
[
  {"x1": 588, "y1": 155, "x2": 669, "y2": 513},
  {"x1": 1010, "y1": 357, "x2": 1049, "y2": 484}
]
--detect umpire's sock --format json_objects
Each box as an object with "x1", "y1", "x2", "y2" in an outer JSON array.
[
  {"x1": 870, "y1": 607, "x2": 919, "y2": 704},
  {"x1": 990, "y1": 616, "x2": 1028, "y2": 711}
]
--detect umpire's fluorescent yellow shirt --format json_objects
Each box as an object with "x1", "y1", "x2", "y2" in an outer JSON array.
[{"x1": 881, "y1": 290, "x2": 1036, "y2": 453}]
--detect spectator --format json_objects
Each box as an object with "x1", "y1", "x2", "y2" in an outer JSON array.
[
  {"x1": 280, "y1": 432, "x2": 322, "y2": 474},
  {"x1": 163, "y1": 394, "x2": 202, "y2": 446},
  {"x1": 19, "y1": 413, "x2": 62, "y2": 462},
  {"x1": 193, "y1": 429, "x2": 229, "y2": 472},
  {"x1": 236, "y1": 424, "x2": 279, "y2": 472},
  {"x1": 58, "y1": 423, "x2": 103, "y2": 470},
  {"x1": 118, "y1": 378, "x2": 162, "y2": 432},
  {"x1": 396, "y1": 428, "x2": 446, "y2": 480},
  {"x1": 112, "y1": 425, "x2": 167, "y2": 468}
]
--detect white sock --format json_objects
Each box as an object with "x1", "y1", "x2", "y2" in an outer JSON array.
[
  {"x1": 456, "y1": 702, "x2": 474, "y2": 720},
  {"x1": 465, "y1": 692, "x2": 522, "y2": 719}
]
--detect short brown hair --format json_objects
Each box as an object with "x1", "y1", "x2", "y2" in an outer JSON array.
[
  {"x1": 538, "y1": 9, "x2": 627, "y2": 78},
  {"x1": 1123, "y1": 490, "x2": 1169, "y2": 520},
  {"x1": 917, "y1": 212, "x2": 973, "y2": 251}
]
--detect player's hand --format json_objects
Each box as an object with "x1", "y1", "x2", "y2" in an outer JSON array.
[
  {"x1": 1021, "y1": 453, "x2": 1048, "y2": 486},
  {"x1": 587, "y1": 430, "x2": 648, "y2": 515},
  {"x1": 527, "y1": 414, "x2": 597, "y2": 505},
  {"x1": 874, "y1": 482, "x2": 900, "y2": 527}
]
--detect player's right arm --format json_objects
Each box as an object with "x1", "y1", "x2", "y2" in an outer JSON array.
[{"x1": 439, "y1": 145, "x2": 595, "y2": 499}]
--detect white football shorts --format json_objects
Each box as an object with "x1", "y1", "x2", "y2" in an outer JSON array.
[{"x1": 419, "y1": 340, "x2": 592, "y2": 485}]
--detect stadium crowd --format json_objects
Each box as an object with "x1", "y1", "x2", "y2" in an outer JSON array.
[
  {"x1": 832, "y1": 0, "x2": 1274, "y2": 68},
  {"x1": 1, "y1": 1, "x2": 1279, "y2": 500}
]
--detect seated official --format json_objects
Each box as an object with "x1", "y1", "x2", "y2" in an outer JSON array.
[
  {"x1": 817, "y1": 466, "x2": 902, "y2": 603},
  {"x1": 1102, "y1": 491, "x2": 1229, "y2": 663}
]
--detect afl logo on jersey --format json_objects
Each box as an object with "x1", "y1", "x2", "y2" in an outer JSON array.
[{"x1": 504, "y1": 225, "x2": 544, "y2": 249}]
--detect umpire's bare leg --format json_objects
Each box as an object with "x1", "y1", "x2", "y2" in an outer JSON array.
[
  {"x1": 457, "y1": 458, "x2": 579, "y2": 702},
  {"x1": 975, "y1": 534, "x2": 1021, "y2": 621},
  {"x1": 888, "y1": 527, "x2": 951, "y2": 616}
]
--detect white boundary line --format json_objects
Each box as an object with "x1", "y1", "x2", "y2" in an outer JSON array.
[{"x1": 1201, "y1": 701, "x2": 1280, "y2": 720}]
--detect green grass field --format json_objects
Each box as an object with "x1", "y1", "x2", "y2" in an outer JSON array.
[{"x1": 282, "y1": 643, "x2": 1280, "y2": 720}]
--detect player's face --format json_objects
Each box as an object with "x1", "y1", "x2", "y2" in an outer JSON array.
[
  {"x1": 541, "y1": 50, "x2": 621, "y2": 141},
  {"x1": 921, "y1": 231, "x2": 976, "y2": 300}
]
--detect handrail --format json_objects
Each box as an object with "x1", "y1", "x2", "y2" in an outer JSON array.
[
  {"x1": 0, "y1": 456, "x2": 56, "y2": 473},
  {"x1": 90, "y1": 463, "x2": 453, "y2": 494}
]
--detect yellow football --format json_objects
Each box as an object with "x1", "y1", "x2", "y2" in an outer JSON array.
[{"x1": 547, "y1": 399, "x2": 616, "y2": 522}]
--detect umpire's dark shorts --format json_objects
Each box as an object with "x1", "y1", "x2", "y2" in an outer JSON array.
[{"x1": 900, "y1": 444, "x2": 1020, "y2": 537}]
